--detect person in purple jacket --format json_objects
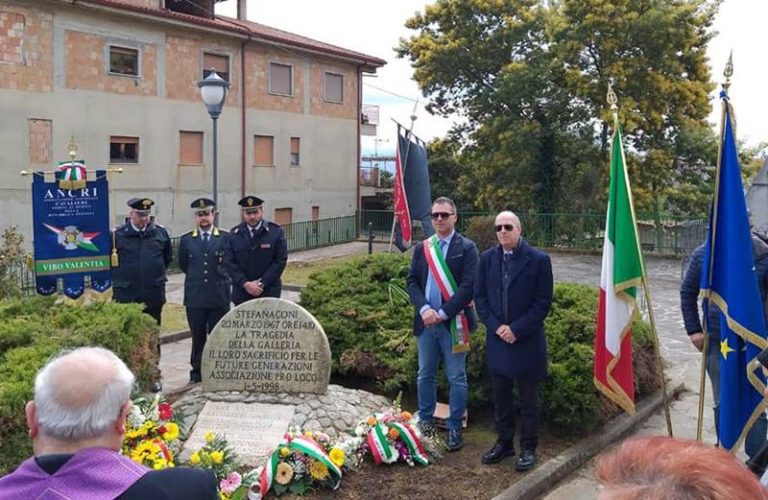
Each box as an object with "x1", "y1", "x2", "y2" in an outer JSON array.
[{"x1": 0, "y1": 347, "x2": 217, "y2": 500}]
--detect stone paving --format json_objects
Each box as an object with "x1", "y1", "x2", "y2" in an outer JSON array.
[{"x1": 158, "y1": 244, "x2": 720, "y2": 498}]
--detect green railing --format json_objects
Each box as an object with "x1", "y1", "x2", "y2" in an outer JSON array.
[{"x1": 359, "y1": 210, "x2": 708, "y2": 256}]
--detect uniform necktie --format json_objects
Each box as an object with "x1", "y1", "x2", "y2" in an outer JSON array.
[
  {"x1": 203, "y1": 233, "x2": 209, "y2": 244},
  {"x1": 427, "y1": 239, "x2": 447, "y2": 309}
]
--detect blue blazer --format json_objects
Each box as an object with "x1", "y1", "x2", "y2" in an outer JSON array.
[
  {"x1": 406, "y1": 232, "x2": 479, "y2": 335},
  {"x1": 475, "y1": 240, "x2": 553, "y2": 380}
]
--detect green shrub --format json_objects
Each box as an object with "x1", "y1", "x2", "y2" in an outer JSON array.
[
  {"x1": 302, "y1": 254, "x2": 660, "y2": 435},
  {"x1": 463, "y1": 215, "x2": 497, "y2": 253},
  {"x1": 0, "y1": 296, "x2": 159, "y2": 474}
]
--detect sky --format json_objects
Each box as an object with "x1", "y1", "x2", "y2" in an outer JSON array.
[{"x1": 217, "y1": 0, "x2": 768, "y2": 156}]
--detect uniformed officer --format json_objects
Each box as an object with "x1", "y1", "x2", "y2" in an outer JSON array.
[
  {"x1": 178, "y1": 198, "x2": 231, "y2": 384},
  {"x1": 225, "y1": 195, "x2": 288, "y2": 305},
  {"x1": 112, "y1": 197, "x2": 173, "y2": 323},
  {"x1": 112, "y1": 197, "x2": 172, "y2": 392}
]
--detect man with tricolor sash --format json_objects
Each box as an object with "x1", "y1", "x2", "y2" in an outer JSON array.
[
  {"x1": 406, "y1": 196, "x2": 479, "y2": 452},
  {"x1": 475, "y1": 211, "x2": 553, "y2": 471}
]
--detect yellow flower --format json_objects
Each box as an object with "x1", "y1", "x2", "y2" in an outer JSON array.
[
  {"x1": 130, "y1": 440, "x2": 160, "y2": 464},
  {"x1": 366, "y1": 416, "x2": 377, "y2": 426},
  {"x1": 153, "y1": 458, "x2": 168, "y2": 470},
  {"x1": 210, "y1": 450, "x2": 224, "y2": 464},
  {"x1": 205, "y1": 431, "x2": 216, "y2": 443},
  {"x1": 329, "y1": 447, "x2": 345, "y2": 467},
  {"x1": 189, "y1": 452, "x2": 201, "y2": 465},
  {"x1": 388, "y1": 428, "x2": 400, "y2": 439},
  {"x1": 162, "y1": 422, "x2": 179, "y2": 441},
  {"x1": 275, "y1": 462, "x2": 294, "y2": 485},
  {"x1": 279, "y1": 447, "x2": 290, "y2": 457},
  {"x1": 309, "y1": 460, "x2": 329, "y2": 481},
  {"x1": 219, "y1": 491, "x2": 230, "y2": 500},
  {"x1": 143, "y1": 421, "x2": 155, "y2": 430},
  {"x1": 304, "y1": 431, "x2": 313, "y2": 438},
  {"x1": 125, "y1": 427, "x2": 148, "y2": 440}
]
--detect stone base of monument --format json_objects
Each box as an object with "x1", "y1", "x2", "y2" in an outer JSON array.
[{"x1": 175, "y1": 384, "x2": 391, "y2": 466}]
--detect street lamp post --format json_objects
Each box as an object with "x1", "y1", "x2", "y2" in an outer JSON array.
[{"x1": 197, "y1": 69, "x2": 230, "y2": 220}]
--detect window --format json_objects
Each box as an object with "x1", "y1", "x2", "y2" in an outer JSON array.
[
  {"x1": 254, "y1": 135, "x2": 274, "y2": 167},
  {"x1": 324, "y1": 72, "x2": 344, "y2": 103},
  {"x1": 110, "y1": 136, "x2": 139, "y2": 164},
  {"x1": 311, "y1": 206, "x2": 319, "y2": 221},
  {"x1": 179, "y1": 131, "x2": 203, "y2": 165},
  {"x1": 269, "y1": 62, "x2": 293, "y2": 96},
  {"x1": 109, "y1": 46, "x2": 139, "y2": 77},
  {"x1": 290, "y1": 137, "x2": 300, "y2": 166},
  {"x1": 202, "y1": 52, "x2": 229, "y2": 82},
  {"x1": 274, "y1": 208, "x2": 293, "y2": 225}
]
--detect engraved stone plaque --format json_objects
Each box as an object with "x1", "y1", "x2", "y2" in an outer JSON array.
[
  {"x1": 202, "y1": 298, "x2": 331, "y2": 393},
  {"x1": 183, "y1": 402, "x2": 294, "y2": 466}
]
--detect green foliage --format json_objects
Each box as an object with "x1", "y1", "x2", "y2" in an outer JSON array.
[
  {"x1": 398, "y1": 0, "x2": 724, "y2": 217},
  {"x1": 462, "y1": 215, "x2": 497, "y2": 253},
  {"x1": 301, "y1": 256, "x2": 660, "y2": 435},
  {"x1": 0, "y1": 227, "x2": 26, "y2": 300},
  {"x1": 0, "y1": 296, "x2": 159, "y2": 474}
]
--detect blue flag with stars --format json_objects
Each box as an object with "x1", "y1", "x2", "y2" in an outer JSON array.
[{"x1": 701, "y1": 92, "x2": 768, "y2": 451}]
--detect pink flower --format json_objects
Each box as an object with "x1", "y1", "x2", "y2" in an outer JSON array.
[{"x1": 219, "y1": 471, "x2": 242, "y2": 494}]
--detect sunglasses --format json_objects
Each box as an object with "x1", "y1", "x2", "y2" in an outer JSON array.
[
  {"x1": 431, "y1": 212, "x2": 455, "y2": 220},
  {"x1": 495, "y1": 224, "x2": 515, "y2": 232}
]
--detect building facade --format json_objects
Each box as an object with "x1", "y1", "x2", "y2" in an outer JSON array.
[{"x1": 0, "y1": 0, "x2": 385, "y2": 238}]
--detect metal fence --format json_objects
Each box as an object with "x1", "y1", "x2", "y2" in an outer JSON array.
[
  {"x1": 12, "y1": 214, "x2": 359, "y2": 292},
  {"x1": 359, "y1": 210, "x2": 708, "y2": 256}
]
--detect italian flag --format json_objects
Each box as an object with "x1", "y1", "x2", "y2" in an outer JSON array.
[{"x1": 593, "y1": 120, "x2": 644, "y2": 415}]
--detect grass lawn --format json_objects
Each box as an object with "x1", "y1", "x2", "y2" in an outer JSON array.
[
  {"x1": 160, "y1": 303, "x2": 188, "y2": 335},
  {"x1": 282, "y1": 254, "x2": 367, "y2": 286}
]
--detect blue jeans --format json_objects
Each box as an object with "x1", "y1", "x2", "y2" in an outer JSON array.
[
  {"x1": 417, "y1": 324, "x2": 468, "y2": 431},
  {"x1": 707, "y1": 344, "x2": 767, "y2": 458}
]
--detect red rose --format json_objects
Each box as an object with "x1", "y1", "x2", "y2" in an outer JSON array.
[
  {"x1": 157, "y1": 425, "x2": 167, "y2": 434},
  {"x1": 158, "y1": 403, "x2": 173, "y2": 420}
]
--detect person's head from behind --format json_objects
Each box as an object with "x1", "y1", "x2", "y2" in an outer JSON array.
[
  {"x1": 595, "y1": 436, "x2": 768, "y2": 500},
  {"x1": 26, "y1": 347, "x2": 135, "y2": 454}
]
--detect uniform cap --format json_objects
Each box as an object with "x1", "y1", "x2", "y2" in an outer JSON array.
[
  {"x1": 127, "y1": 197, "x2": 154, "y2": 214},
  {"x1": 191, "y1": 197, "x2": 216, "y2": 212},
  {"x1": 238, "y1": 196, "x2": 264, "y2": 209}
]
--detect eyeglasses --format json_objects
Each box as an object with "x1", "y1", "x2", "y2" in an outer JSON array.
[
  {"x1": 431, "y1": 212, "x2": 455, "y2": 220},
  {"x1": 495, "y1": 224, "x2": 515, "y2": 232}
]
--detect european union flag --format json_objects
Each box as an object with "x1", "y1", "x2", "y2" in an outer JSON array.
[{"x1": 701, "y1": 92, "x2": 768, "y2": 451}]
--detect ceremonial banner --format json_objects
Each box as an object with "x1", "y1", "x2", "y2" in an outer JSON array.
[
  {"x1": 393, "y1": 124, "x2": 433, "y2": 251},
  {"x1": 701, "y1": 93, "x2": 768, "y2": 451},
  {"x1": 594, "y1": 119, "x2": 644, "y2": 415},
  {"x1": 32, "y1": 167, "x2": 112, "y2": 300}
]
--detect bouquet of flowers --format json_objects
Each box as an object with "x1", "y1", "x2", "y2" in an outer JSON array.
[
  {"x1": 339, "y1": 395, "x2": 439, "y2": 467},
  {"x1": 121, "y1": 393, "x2": 182, "y2": 470},
  {"x1": 186, "y1": 431, "x2": 251, "y2": 500},
  {"x1": 253, "y1": 428, "x2": 345, "y2": 498}
]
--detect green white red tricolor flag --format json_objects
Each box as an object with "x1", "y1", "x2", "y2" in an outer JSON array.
[{"x1": 593, "y1": 118, "x2": 644, "y2": 415}]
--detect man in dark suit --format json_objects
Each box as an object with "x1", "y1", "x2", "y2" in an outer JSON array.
[
  {"x1": 178, "y1": 198, "x2": 231, "y2": 384},
  {"x1": 112, "y1": 197, "x2": 173, "y2": 324},
  {"x1": 0, "y1": 347, "x2": 217, "y2": 500},
  {"x1": 406, "y1": 196, "x2": 479, "y2": 452},
  {"x1": 112, "y1": 197, "x2": 172, "y2": 392},
  {"x1": 475, "y1": 211, "x2": 553, "y2": 471},
  {"x1": 225, "y1": 195, "x2": 288, "y2": 305}
]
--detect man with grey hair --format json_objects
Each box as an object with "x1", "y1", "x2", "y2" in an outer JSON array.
[
  {"x1": 475, "y1": 211, "x2": 553, "y2": 471},
  {"x1": 0, "y1": 346, "x2": 217, "y2": 499}
]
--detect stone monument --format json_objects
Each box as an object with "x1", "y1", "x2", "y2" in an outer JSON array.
[{"x1": 201, "y1": 297, "x2": 332, "y2": 394}]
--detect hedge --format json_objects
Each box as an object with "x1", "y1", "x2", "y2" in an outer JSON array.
[
  {"x1": 301, "y1": 254, "x2": 660, "y2": 434},
  {"x1": 0, "y1": 296, "x2": 159, "y2": 474}
]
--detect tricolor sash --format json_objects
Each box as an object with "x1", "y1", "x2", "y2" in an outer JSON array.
[
  {"x1": 258, "y1": 433, "x2": 342, "y2": 496},
  {"x1": 423, "y1": 235, "x2": 471, "y2": 353},
  {"x1": 366, "y1": 419, "x2": 430, "y2": 466}
]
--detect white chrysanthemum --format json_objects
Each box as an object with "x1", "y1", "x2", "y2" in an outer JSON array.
[{"x1": 128, "y1": 406, "x2": 146, "y2": 427}]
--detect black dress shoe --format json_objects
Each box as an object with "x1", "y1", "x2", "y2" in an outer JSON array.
[
  {"x1": 481, "y1": 442, "x2": 515, "y2": 464},
  {"x1": 446, "y1": 429, "x2": 464, "y2": 451},
  {"x1": 515, "y1": 449, "x2": 537, "y2": 471}
]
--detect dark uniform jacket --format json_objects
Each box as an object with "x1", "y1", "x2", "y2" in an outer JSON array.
[
  {"x1": 474, "y1": 240, "x2": 553, "y2": 380},
  {"x1": 406, "y1": 232, "x2": 479, "y2": 336},
  {"x1": 178, "y1": 227, "x2": 231, "y2": 309},
  {"x1": 111, "y1": 222, "x2": 172, "y2": 307},
  {"x1": 225, "y1": 220, "x2": 288, "y2": 304}
]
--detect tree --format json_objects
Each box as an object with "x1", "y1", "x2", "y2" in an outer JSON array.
[{"x1": 398, "y1": 0, "x2": 722, "y2": 217}]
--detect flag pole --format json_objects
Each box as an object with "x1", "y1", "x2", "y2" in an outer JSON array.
[
  {"x1": 608, "y1": 84, "x2": 673, "y2": 436},
  {"x1": 696, "y1": 52, "x2": 732, "y2": 443},
  {"x1": 388, "y1": 105, "x2": 419, "y2": 252}
]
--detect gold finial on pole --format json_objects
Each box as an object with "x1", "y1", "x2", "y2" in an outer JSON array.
[
  {"x1": 723, "y1": 51, "x2": 733, "y2": 93},
  {"x1": 67, "y1": 136, "x2": 78, "y2": 162},
  {"x1": 607, "y1": 82, "x2": 618, "y2": 111}
]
